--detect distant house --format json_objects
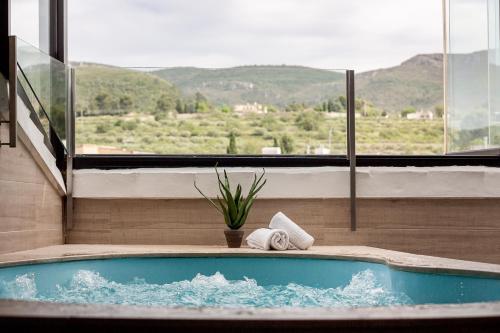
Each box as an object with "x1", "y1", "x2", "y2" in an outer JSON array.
[
  {"x1": 314, "y1": 146, "x2": 331, "y2": 155},
  {"x1": 76, "y1": 144, "x2": 150, "y2": 155},
  {"x1": 407, "y1": 110, "x2": 434, "y2": 120},
  {"x1": 261, "y1": 147, "x2": 282, "y2": 155},
  {"x1": 234, "y1": 102, "x2": 268, "y2": 114}
]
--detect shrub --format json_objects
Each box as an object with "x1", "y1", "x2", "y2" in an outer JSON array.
[
  {"x1": 95, "y1": 123, "x2": 111, "y2": 134},
  {"x1": 121, "y1": 120, "x2": 138, "y2": 131}
]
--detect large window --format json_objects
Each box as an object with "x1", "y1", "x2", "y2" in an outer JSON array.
[{"x1": 68, "y1": 0, "x2": 444, "y2": 156}]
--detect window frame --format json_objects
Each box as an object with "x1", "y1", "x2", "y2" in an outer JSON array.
[{"x1": 73, "y1": 154, "x2": 500, "y2": 169}]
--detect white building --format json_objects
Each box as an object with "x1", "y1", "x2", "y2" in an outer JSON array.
[
  {"x1": 407, "y1": 110, "x2": 434, "y2": 120},
  {"x1": 314, "y1": 146, "x2": 331, "y2": 155},
  {"x1": 234, "y1": 102, "x2": 268, "y2": 114},
  {"x1": 261, "y1": 147, "x2": 282, "y2": 155}
]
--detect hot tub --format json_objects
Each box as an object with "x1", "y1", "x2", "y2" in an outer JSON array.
[{"x1": 1, "y1": 257, "x2": 500, "y2": 308}]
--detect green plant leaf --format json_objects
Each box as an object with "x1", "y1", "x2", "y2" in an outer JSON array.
[
  {"x1": 194, "y1": 180, "x2": 223, "y2": 215},
  {"x1": 217, "y1": 196, "x2": 230, "y2": 227},
  {"x1": 234, "y1": 184, "x2": 242, "y2": 206}
]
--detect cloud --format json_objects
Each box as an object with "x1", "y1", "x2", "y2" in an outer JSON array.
[{"x1": 64, "y1": 0, "x2": 445, "y2": 71}]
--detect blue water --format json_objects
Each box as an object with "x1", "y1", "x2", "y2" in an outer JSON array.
[{"x1": 0, "y1": 257, "x2": 499, "y2": 308}]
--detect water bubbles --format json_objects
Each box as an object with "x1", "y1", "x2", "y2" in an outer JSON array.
[
  {"x1": 0, "y1": 273, "x2": 38, "y2": 300},
  {"x1": 0, "y1": 269, "x2": 412, "y2": 308}
]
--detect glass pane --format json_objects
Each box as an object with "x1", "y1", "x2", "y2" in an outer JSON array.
[
  {"x1": 18, "y1": 71, "x2": 51, "y2": 138},
  {"x1": 10, "y1": 0, "x2": 50, "y2": 53},
  {"x1": 17, "y1": 38, "x2": 69, "y2": 144},
  {"x1": 447, "y1": 0, "x2": 500, "y2": 152},
  {"x1": 74, "y1": 66, "x2": 347, "y2": 155},
  {"x1": 489, "y1": 0, "x2": 500, "y2": 147},
  {"x1": 69, "y1": 0, "x2": 443, "y2": 156}
]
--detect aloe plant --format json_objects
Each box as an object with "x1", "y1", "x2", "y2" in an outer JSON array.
[{"x1": 194, "y1": 167, "x2": 267, "y2": 230}]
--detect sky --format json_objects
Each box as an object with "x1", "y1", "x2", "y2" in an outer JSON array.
[{"x1": 13, "y1": 0, "x2": 447, "y2": 72}]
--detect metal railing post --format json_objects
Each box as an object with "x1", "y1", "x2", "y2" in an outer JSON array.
[
  {"x1": 65, "y1": 67, "x2": 75, "y2": 232},
  {"x1": 346, "y1": 70, "x2": 357, "y2": 231}
]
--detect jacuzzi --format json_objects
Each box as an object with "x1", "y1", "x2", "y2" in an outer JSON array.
[
  {"x1": 1, "y1": 257, "x2": 500, "y2": 308},
  {"x1": 0, "y1": 246, "x2": 500, "y2": 332}
]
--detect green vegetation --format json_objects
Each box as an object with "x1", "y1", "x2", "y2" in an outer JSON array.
[
  {"x1": 76, "y1": 109, "x2": 444, "y2": 155},
  {"x1": 227, "y1": 131, "x2": 238, "y2": 154},
  {"x1": 74, "y1": 64, "x2": 180, "y2": 116},
  {"x1": 73, "y1": 59, "x2": 445, "y2": 155}
]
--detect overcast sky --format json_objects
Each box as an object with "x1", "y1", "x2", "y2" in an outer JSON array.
[
  {"x1": 67, "y1": 0, "x2": 449, "y2": 71},
  {"x1": 13, "y1": 0, "x2": 448, "y2": 72}
]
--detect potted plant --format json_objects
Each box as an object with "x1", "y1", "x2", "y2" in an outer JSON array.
[{"x1": 194, "y1": 167, "x2": 267, "y2": 248}]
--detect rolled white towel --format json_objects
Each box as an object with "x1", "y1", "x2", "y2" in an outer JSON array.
[
  {"x1": 246, "y1": 228, "x2": 290, "y2": 251},
  {"x1": 269, "y1": 212, "x2": 314, "y2": 250}
]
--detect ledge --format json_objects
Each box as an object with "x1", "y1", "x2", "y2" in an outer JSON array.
[{"x1": 73, "y1": 166, "x2": 500, "y2": 199}]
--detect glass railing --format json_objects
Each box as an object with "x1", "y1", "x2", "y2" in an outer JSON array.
[
  {"x1": 16, "y1": 37, "x2": 69, "y2": 147},
  {"x1": 73, "y1": 65, "x2": 350, "y2": 156},
  {"x1": 447, "y1": 0, "x2": 500, "y2": 153}
]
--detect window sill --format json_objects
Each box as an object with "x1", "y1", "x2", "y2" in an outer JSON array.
[{"x1": 73, "y1": 166, "x2": 500, "y2": 199}]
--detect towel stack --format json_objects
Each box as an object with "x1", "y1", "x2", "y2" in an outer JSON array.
[{"x1": 245, "y1": 212, "x2": 314, "y2": 251}]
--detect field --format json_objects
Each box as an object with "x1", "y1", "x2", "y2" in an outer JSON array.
[{"x1": 75, "y1": 110, "x2": 444, "y2": 155}]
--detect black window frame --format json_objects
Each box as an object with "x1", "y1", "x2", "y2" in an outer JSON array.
[{"x1": 73, "y1": 154, "x2": 500, "y2": 169}]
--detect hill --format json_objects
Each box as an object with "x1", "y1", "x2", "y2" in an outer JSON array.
[
  {"x1": 73, "y1": 63, "x2": 180, "y2": 116},
  {"x1": 151, "y1": 55, "x2": 444, "y2": 113},
  {"x1": 356, "y1": 54, "x2": 443, "y2": 112},
  {"x1": 153, "y1": 65, "x2": 346, "y2": 108}
]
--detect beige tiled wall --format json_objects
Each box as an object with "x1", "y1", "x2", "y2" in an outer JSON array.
[
  {"x1": 0, "y1": 138, "x2": 64, "y2": 254},
  {"x1": 69, "y1": 198, "x2": 500, "y2": 264}
]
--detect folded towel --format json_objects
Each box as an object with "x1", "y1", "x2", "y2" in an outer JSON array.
[
  {"x1": 269, "y1": 212, "x2": 314, "y2": 250},
  {"x1": 246, "y1": 228, "x2": 290, "y2": 251}
]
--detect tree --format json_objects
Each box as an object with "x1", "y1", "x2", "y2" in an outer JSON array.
[
  {"x1": 295, "y1": 111, "x2": 322, "y2": 131},
  {"x1": 327, "y1": 99, "x2": 341, "y2": 112},
  {"x1": 355, "y1": 98, "x2": 365, "y2": 111},
  {"x1": 227, "y1": 132, "x2": 238, "y2": 154},
  {"x1": 285, "y1": 102, "x2": 305, "y2": 112},
  {"x1": 401, "y1": 107, "x2": 417, "y2": 118},
  {"x1": 175, "y1": 99, "x2": 183, "y2": 113},
  {"x1": 435, "y1": 105, "x2": 444, "y2": 118},
  {"x1": 327, "y1": 99, "x2": 335, "y2": 112},
  {"x1": 196, "y1": 101, "x2": 209, "y2": 113},
  {"x1": 95, "y1": 93, "x2": 111, "y2": 110},
  {"x1": 280, "y1": 134, "x2": 294, "y2": 154},
  {"x1": 337, "y1": 96, "x2": 347, "y2": 109},
  {"x1": 220, "y1": 105, "x2": 231, "y2": 113},
  {"x1": 184, "y1": 103, "x2": 196, "y2": 113},
  {"x1": 195, "y1": 92, "x2": 207, "y2": 104},
  {"x1": 267, "y1": 105, "x2": 279, "y2": 113},
  {"x1": 193, "y1": 92, "x2": 209, "y2": 113},
  {"x1": 273, "y1": 137, "x2": 279, "y2": 147},
  {"x1": 119, "y1": 95, "x2": 133, "y2": 111},
  {"x1": 156, "y1": 94, "x2": 175, "y2": 112},
  {"x1": 121, "y1": 120, "x2": 138, "y2": 131},
  {"x1": 96, "y1": 123, "x2": 111, "y2": 134}
]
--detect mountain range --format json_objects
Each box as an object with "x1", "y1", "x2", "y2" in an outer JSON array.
[
  {"x1": 152, "y1": 54, "x2": 444, "y2": 112},
  {"x1": 73, "y1": 53, "x2": 446, "y2": 114}
]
